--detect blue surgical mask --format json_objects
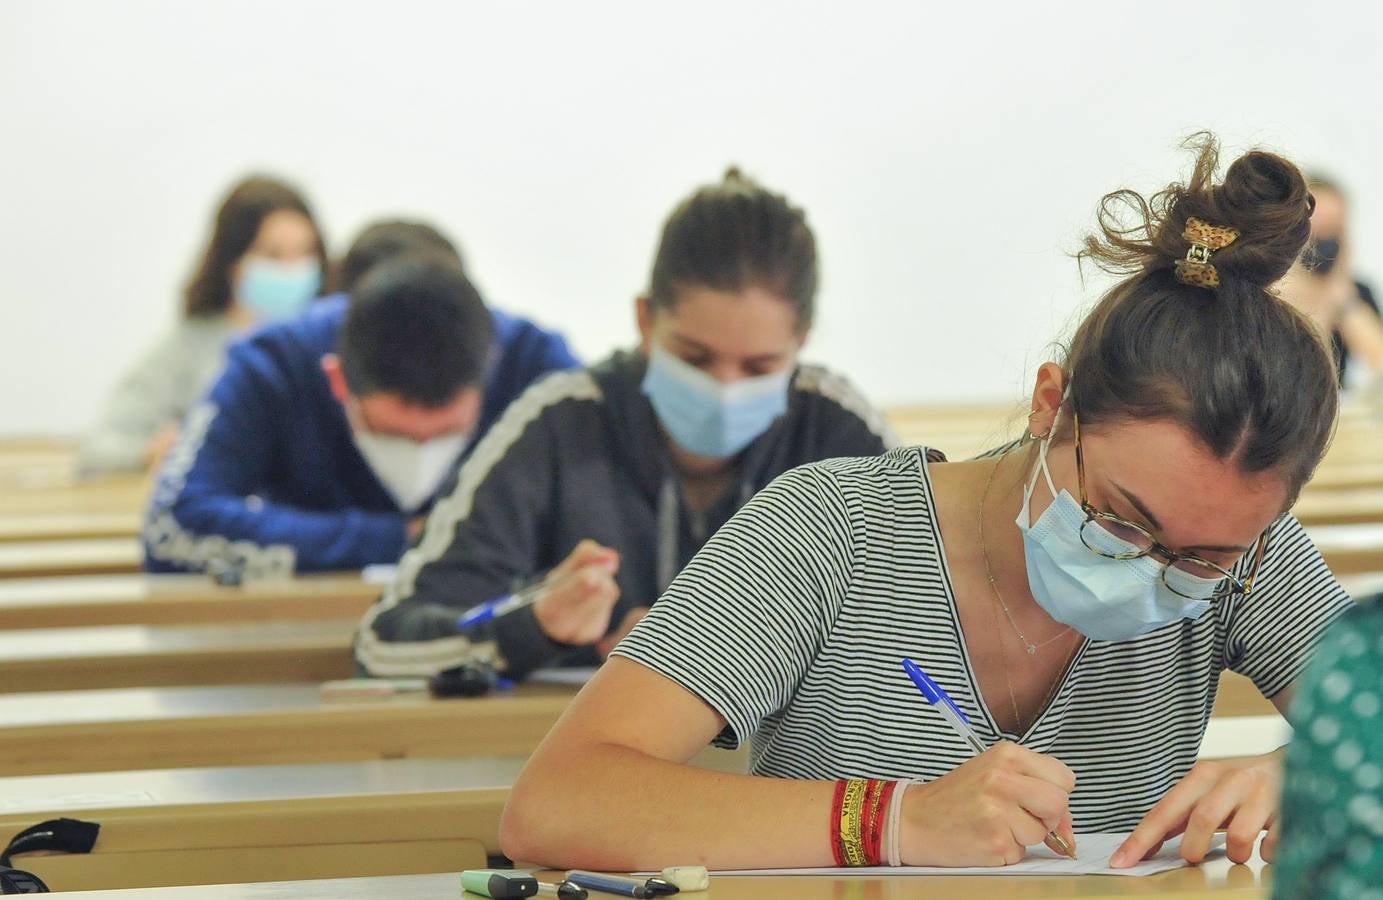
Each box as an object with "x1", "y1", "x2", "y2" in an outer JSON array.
[
  {"x1": 641, "y1": 345, "x2": 792, "y2": 459},
  {"x1": 237, "y1": 257, "x2": 321, "y2": 321},
  {"x1": 1013, "y1": 420, "x2": 1223, "y2": 641}
]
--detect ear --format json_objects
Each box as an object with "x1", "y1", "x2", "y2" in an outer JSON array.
[
  {"x1": 635, "y1": 296, "x2": 655, "y2": 355},
  {"x1": 1027, "y1": 362, "x2": 1069, "y2": 439},
  {"x1": 458, "y1": 385, "x2": 484, "y2": 431},
  {"x1": 320, "y1": 354, "x2": 352, "y2": 406}
]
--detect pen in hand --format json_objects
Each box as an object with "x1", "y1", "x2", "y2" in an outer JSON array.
[{"x1": 902, "y1": 658, "x2": 1076, "y2": 860}]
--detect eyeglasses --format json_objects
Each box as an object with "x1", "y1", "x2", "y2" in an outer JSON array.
[{"x1": 1071, "y1": 411, "x2": 1268, "y2": 600}]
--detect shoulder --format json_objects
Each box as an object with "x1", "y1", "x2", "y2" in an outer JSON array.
[
  {"x1": 476, "y1": 367, "x2": 604, "y2": 442},
  {"x1": 489, "y1": 306, "x2": 568, "y2": 349},
  {"x1": 769, "y1": 446, "x2": 934, "y2": 504},
  {"x1": 791, "y1": 363, "x2": 896, "y2": 444},
  {"x1": 225, "y1": 297, "x2": 344, "y2": 375}
]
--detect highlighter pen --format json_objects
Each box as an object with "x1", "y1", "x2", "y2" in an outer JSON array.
[
  {"x1": 565, "y1": 871, "x2": 679, "y2": 898},
  {"x1": 461, "y1": 870, "x2": 539, "y2": 899},
  {"x1": 537, "y1": 881, "x2": 588, "y2": 900},
  {"x1": 901, "y1": 658, "x2": 1076, "y2": 860}
]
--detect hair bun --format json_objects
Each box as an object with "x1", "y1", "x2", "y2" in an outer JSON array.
[{"x1": 1079, "y1": 132, "x2": 1313, "y2": 294}]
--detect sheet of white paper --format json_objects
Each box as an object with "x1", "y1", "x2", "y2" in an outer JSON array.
[
  {"x1": 705, "y1": 834, "x2": 1226, "y2": 877},
  {"x1": 527, "y1": 666, "x2": 599, "y2": 686}
]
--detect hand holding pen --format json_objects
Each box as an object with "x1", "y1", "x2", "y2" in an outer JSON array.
[
  {"x1": 457, "y1": 540, "x2": 621, "y2": 646},
  {"x1": 899, "y1": 659, "x2": 1079, "y2": 866}
]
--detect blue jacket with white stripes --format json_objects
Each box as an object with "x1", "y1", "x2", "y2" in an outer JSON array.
[
  {"x1": 142, "y1": 294, "x2": 579, "y2": 576},
  {"x1": 355, "y1": 349, "x2": 896, "y2": 679}
]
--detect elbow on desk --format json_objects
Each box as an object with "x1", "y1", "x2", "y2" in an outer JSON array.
[{"x1": 499, "y1": 771, "x2": 562, "y2": 867}]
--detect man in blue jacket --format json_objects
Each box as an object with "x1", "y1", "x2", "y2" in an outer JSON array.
[{"x1": 143, "y1": 249, "x2": 578, "y2": 576}]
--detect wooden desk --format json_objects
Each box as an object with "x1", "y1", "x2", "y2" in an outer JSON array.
[
  {"x1": 0, "y1": 537, "x2": 142, "y2": 578},
  {"x1": 0, "y1": 510, "x2": 141, "y2": 542},
  {"x1": 0, "y1": 682, "x2": 580, "y2": 776},
  {"x1": 0, "y1": 671, "x2": 1268, "y2": 778},
  {"x1": 1292, "y1": 488, "x2": 1383, "y2": 527},
  {"x1": 45, "y1": 861, "x2": 1270, "y2": 898},
  {"x1": 0, "y1": 757, "x2": 520, "y2": 892},
  {"x1": 0, "y1": 619, "x2": 358, "y2": 693},
  {"x1": 0, "y1": 573, "x2": 379, "y2": 629},
  {"x1": 0, "y1": 475, "x2": 148, "y2": 515},
  {"x1": 1309, "y1": 523, "x2": 1383, "y2": 574}
]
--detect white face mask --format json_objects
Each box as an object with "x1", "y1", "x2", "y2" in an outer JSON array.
[{"x1": 351, "y1": 429, "x2": 470, "y2": 512}]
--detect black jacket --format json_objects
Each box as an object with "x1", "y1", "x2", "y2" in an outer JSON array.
[{"x1": 355, "y1": 349, "x2": 894, "y2": 677}]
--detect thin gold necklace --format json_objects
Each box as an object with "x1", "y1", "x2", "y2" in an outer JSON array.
[{"x1": 978, "y1": 458, "x2": 1072, "y2": 655}]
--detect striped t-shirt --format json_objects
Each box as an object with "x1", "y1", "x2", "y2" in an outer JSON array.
[{"x1": 613, "y1": 445, "x2": 1354, "y2": 832}]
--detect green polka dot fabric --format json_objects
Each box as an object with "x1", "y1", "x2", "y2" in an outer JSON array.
[{"x1": 1276, "y1": 596, "x2": 1383, "y2": 899}]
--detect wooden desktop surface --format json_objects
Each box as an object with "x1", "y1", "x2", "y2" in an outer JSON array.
[
  {"x1": 0, "y1": 572, "x2": 379, "y2": 628},
  {"x1": 0, "y1": 670, "x2": 1271, "y2": 777},
  {"x1": 0, "y1": 537, "x2": 142, "y2": 578},
  {"x1": 0, "y1": 758, "x2": 522, "y2": 892},
  {"x1": 0, "y1": 619, "x2": 359, "y2": 693},
  {"x1": 0, "y1": 682, "x2": 582, "y2": 776},
  {"x1": 44, "y1": 861, "x2": 1270, "y2": 898}
]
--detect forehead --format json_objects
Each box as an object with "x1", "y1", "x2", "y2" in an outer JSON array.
[
  {"x1": 656, "y1": 285, "x2": 800, "y2": 355},
  {"x1": 1310, "y1": 189, "x2": 1347, "y2": 233},
  {"x1": 253, "y1": 210, "x2": 318, "y2": 251},
  {"x1": 1078, "y1": 418, "x2": 1290, "y2": 548},
  {"x1": 355, "y1": 390, "x2": 470, "y2": 437}
]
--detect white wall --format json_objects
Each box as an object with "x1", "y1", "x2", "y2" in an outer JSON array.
[{"x1": 2, "y1": 0, "x2": 1380, "y2": 437}]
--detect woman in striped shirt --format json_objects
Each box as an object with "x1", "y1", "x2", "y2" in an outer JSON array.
[{"x1": 501, "y1": 136, "x2": 1353, "y2": 871}]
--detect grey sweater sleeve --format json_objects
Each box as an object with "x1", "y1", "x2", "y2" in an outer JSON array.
[{"x1": 79, "y1": 321, "x2": 231, "y2": 474}]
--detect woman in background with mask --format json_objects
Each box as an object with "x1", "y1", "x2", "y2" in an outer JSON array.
[
  {"x1": 80, "y1": 175, "x2": 326, "y2": 475},
  {"x1": 356, "y1": 168, "x2": 895, "y2": 679},
  {"x1": 499, "y1": 136, "x2": 1353, "y2": 872},
  {"x1": 1275, "y1": 174, "x2": 1383, "y2": 386}
]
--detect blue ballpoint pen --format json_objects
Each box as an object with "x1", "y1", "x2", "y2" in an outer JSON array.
[
  {"x1": 456, "y1": 573, "x2": 577, "y2": 629},
  {"x1": 901, "y1": 658, "x2": 1075, "y2": 859}
]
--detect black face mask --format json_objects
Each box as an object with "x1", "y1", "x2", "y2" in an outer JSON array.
[{"x1": 1310, "y1": 236, "x2": 1342, "y2": 276}]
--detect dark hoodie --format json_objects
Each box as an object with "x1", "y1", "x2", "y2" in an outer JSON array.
[{"x1": 355, "y1": 350, "x2": 895, "y2": 678}]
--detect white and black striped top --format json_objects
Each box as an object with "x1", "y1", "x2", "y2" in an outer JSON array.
[{"x1": 613, "y1": 446, "x2": 1353, "y2": 832}]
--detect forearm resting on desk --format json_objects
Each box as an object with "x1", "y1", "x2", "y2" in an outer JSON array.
[{"x1": 499, "y1": 658, "x2": 834, "y2": 870}]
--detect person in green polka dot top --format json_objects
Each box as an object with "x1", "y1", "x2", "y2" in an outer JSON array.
[{"x1": 1276, "y1": 596, "x2": 1383, "y2": 898}]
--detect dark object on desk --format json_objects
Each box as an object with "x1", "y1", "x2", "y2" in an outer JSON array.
[
  {"x1": 429, "y1": 662, "x2": 505, "y2": 698},
  {"x1": 0, "y1": 818, "x2": 101, "y2": 894}
]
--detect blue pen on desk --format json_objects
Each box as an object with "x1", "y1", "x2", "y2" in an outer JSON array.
[{"x1": 901, "y1": 658, "x2": 1075, "y2": 859}]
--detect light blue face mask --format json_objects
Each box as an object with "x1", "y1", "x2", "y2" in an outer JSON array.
[
  {"x1": 237, "y1": 257, "x2": 321, "y2": 321},
  {"x1": 1014, "y1": 420, "x2": 1223, "y2": 642},
  {"x1": 641, "y1": 345, "x2": 792, "y2": 459}
]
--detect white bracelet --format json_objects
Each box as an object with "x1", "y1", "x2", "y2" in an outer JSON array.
[{"x1": 886, "y1": 780, "x2": 911, "y2": 867}]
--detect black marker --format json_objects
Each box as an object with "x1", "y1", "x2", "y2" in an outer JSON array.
[{"x1": 537, "y1": 880, "x2": 589, "y2": 900}]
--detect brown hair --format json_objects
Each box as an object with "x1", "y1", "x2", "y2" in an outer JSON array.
[
  {"x1": 183, "y1": 175, "x2": 327, "y2": 318},
  {"x1": 648, "y1": 167, "x2": 818, "y2": 331},
  {"x1": 332, "y1": 219, "x2": 463, "y2": 295},
  {"x1": 1067, "y1": 132, "x2": 1335, "y2": 498}
]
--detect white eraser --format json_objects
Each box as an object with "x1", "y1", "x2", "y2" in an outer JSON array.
[{"x1": 661, "y1": 866, "x2": 709, "y2": 891}]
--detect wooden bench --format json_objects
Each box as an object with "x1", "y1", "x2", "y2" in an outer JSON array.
[
  {"x1": 0, "y1": 573, "x2": 379, "y2": 629},
  {"x1": 0, "y1": 757, "x2": 521, "y2": 892}
]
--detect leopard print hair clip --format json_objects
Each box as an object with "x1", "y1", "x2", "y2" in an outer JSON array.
[{"x1": 1174, "y1": 217, "x2": 1240, "y2": 289}]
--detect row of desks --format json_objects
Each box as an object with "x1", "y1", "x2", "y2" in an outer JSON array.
[
  {"x1": 0, "y1": 672, "x2": 1276, "y2": 778},
  {"x1": 0, "y1": 718, "x2": 1279, "y2": 894}
]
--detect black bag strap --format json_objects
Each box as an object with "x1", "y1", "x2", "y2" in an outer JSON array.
[{"x1": 0, "y1": 819, "x2": 100, "y2": 895}]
